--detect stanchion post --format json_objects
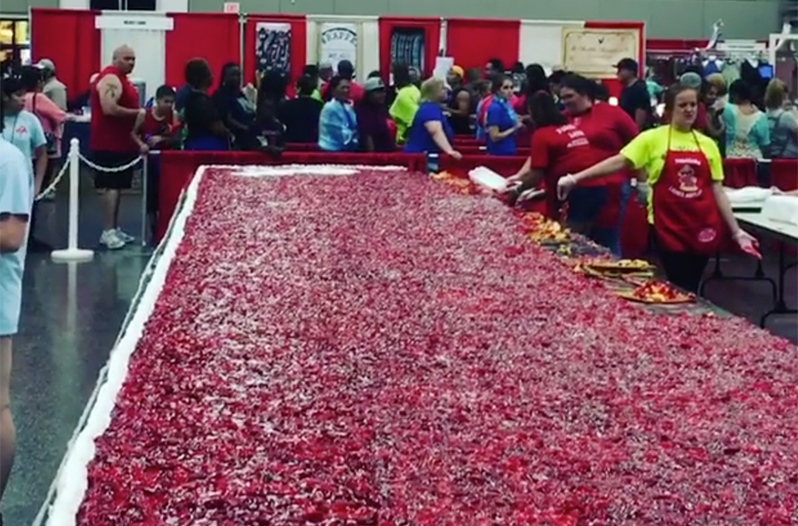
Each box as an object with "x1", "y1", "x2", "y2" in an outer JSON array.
[
  {"x1": 51, "y1": 138, "x2": 94, "y2": 263},
  {"x1": 141, "y1": 153, "x2": 148, "y2": 247}
]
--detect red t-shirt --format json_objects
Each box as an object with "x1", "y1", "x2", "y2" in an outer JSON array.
[
  {"x1": 529, "y1": 124, "x2": 602, "y2": 218},
  {"x1": 89, "y1": 66, "x2": 140, "y2": 153},
  {"x1": 140, "y1": 109, "x2": 177, "y2": 149},
  {"x1": 566, "y1": 102, "x2": 638, "y2": 185}
]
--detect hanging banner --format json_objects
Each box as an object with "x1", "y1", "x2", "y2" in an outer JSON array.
[
  {"x1": 561, "y1": 27, "x2": 639, "y2": 78},
  {"x1": 319, "y1": 22, "x2": 358, "y2": 74},
  {"x1": 255, "y1": 22, "x2": 291, "y2": 75}
]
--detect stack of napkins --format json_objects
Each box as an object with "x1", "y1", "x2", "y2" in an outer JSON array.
[
  {"x1": 762, "y1": 195, "x2": 798, "y2": 225},
  {"x1": 724, "y1": 186, "x2": 774, "y2": 206},
  {"x1": 468, "y1": 167, "x2": 508, "y2": 192}
]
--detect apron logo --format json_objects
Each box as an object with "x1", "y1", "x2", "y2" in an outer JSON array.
[
  {"x1": 668, "y1": 164, "x2": 702, "y2": 198},
  {"x1": 698, "y1": 228, "x2": 717, "y2": 243},
  {"x1": 677, "y1": 165, "x2": 698, "y2": 193}
]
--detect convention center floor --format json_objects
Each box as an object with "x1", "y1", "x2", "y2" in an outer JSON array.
[{"x1": 3, "y1": 189, "x2": 796, "y2": 526}]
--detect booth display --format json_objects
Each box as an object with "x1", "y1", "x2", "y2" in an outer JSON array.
[{"x1": 29, "y1": 9, "x2": 644, "y2": 97}]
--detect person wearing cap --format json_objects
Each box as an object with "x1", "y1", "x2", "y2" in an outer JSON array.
[
  {"x1": 616, "y1": 57, "x2": 653, "y2": 131},
  {"x1": 36, "y1": 58, "x2": 67, "y2": 111},
  {"x1": 355, "y1": 77, "x2": 394, "y2": 152}
]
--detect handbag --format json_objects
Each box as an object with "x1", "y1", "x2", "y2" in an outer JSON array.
[{"x1": 32, "y1": 93, "x2": 59, "y2": 155}]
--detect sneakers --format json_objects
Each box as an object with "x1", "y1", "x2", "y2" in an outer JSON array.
[
  {"x1": 115, "y1": 228, "x2": 135, "y2": 243},
  {"x1": 100, "y1": 229, "x2": 125, "y2": 250}
]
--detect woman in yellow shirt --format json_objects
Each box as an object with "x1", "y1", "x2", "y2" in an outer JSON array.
[{"x1": 558, "y1": 84, "x2": 759, "y2": 293}]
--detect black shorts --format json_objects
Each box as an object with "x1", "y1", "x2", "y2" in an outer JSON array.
[{"x1": 92, "y1": 150, "x2": 140, "y2": 190}]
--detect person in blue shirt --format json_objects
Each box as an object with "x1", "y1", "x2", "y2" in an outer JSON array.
[
  {"x1": 485, "y1": 74, "x2": 523, "y2": 155},
  {"x1": 0, "y1": 129, "x2": 34, "y2": 515},
  {"x1": 318, "y1": 76, "x2": 359, "y2": 152},
  {"x1": 403, "y1": 77, "x2": 461, "y2": 158},
  {"x1": 2, "y1": 76, "x2": 47, "y2": 190},
  {"x1": 2, "y1": 75, "x2": 47, "y2": 254}
]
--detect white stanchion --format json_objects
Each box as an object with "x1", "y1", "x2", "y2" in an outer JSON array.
[
  {"x1": 51, "y1": 138, "x2": 95, "y2": 263},
  {"x1": 140, "y1": 153, "x2": 149, "y2": 247}
]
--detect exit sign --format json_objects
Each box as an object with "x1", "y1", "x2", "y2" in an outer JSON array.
[{"x1": 223, "y1": 2, "x2": 240, "y2": 13}]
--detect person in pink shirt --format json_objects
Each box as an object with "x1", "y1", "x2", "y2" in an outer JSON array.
[
  {"x1": 21, "y1": 66, "x2": 66, "y2": 160},
  {"x1": 20, "y1": 66, "x2": 67, "y2": 249}
]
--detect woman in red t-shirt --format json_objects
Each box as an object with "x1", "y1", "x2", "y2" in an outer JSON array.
[
  {"x1": 559, "y1": 74, "x2": 639, "y2": 255},
  {"x1": 504, "y1": 91, "x2": 606, "y2": 241}
]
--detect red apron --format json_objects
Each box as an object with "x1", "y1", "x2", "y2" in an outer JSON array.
[{"x1": 652, "y1": 130, "x2": 723, "y2": 256}]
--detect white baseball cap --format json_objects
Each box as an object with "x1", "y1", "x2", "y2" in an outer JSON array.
[{"x1": 36, "y1": 58, "x2": 55, "y2": 71}]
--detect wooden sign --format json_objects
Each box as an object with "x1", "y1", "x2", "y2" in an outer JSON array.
[{"x1": 561, "y1": 28, "x2": 639, "y2": 78}]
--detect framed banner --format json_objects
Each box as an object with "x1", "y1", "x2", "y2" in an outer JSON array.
[
  {"x1": 319, "y1": 22, "x2": 358, "y2": 73},
  {"x1": 561, "y1": 28, "x2": 639, "y2": 78},
  {"x1": 255, "y1": 22, "x2": 291, "y2": 75}
]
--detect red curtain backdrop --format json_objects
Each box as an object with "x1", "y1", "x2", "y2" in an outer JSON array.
[
  {"x1": 378, "y1": 17, "x2": 441, "y2": 80},
  {"x1": 445, "y1": 18, "x2": 520, "y2": 73},
  {"x1": 30, "y1": 9, "x2": 100, "y2": 97},
  {"x1": 585, "y1": 21, "x2": 645, "y2": 99},
  {"x1": 165, "y1": 13, "x2": 239, "y2": 88},
  {"x1": 243, "y1": 15, "x2": 307, "y2": 94}
]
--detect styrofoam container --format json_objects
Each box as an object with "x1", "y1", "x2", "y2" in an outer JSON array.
[
  {"x1": 724, "y1": 186, "x2": 774, "y2": 205},
  {"x1": 468, "y1": 167, "x2": 508, "y2": 192},
  {"x1": 762, "y1": 195, "x2": 798, "y2": 226}
]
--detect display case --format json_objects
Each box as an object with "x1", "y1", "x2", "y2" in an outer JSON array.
[{"x1": 0, "y1": 18, "x2": 30, "y2": 71}]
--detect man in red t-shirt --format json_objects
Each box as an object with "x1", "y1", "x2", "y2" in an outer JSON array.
[{"x1": 90, "y1": 45, "x2": 145, "y2": 249}]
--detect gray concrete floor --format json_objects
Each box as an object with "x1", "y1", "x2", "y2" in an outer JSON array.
[
  {"x1": 3, "y1": 191, "x2": 150, "y2": 526},
  {"x1": 1, "y1": 191, "x2": 795, "y2": 526}
]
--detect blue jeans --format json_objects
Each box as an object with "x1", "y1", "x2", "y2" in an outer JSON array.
[
  {"x1": 184, "y1": 135, "x2": 229, "y2": 151},
  {"x1": 567, "y1": 185, "x2": 607, "y2": 227},
  {"x1": 590, "y1": 180, "x2": 631, "y2": 256}
]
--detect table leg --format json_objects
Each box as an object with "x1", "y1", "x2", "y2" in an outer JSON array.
[
  {"x1": 760, "y1": 242, "x2": 798, "y2": 328},
  {"x1": 698, "y1": 252, "x2": 724, "y2": 296},
  {"x1": 698, "y1": 251, "x2": 776, "y2": 302}
]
